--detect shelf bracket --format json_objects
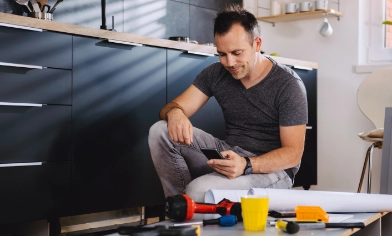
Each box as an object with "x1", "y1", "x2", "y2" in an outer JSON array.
[
  {"x1": 328, "y1": 0, "x2": 340, "y2": 20},
  {"x1": 324, "y1": 11, "x2": 340, "y2": 21}
]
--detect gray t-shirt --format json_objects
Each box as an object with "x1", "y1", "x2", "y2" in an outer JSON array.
[{"x1": 193, "y1": 57, "x2": 308, "y2": 155}]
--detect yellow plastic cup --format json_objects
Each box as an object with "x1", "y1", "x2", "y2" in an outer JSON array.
[{"x1": 241, "y1": 195, "x2": 269, "y2": 231}]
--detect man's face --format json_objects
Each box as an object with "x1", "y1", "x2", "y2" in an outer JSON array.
[{"x1": 215, "y1": 24, "x2": 260, "y2": 80}]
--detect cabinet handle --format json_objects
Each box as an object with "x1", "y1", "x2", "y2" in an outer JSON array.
[
  {"x1": 0, "y1": 23, "x2": 43, "y2": 32},
  {"x1": 306, "y1": 126, "x2": 313, "y2": 129},
  {"x1": 0, "y1": 102, "x2": 44, "y2": 107},
  {"x1": 294, "y1": 65, "x2": 313, "y2": 71},
  {"x1": 107, "y1": 39, "x2": 143, "y2": 47},
  {"x1": 187, "y1": 51, "x2": 215, "y2": 57},
  {"x1": 0, "y1": 162, "x2": 43, "y2": 167},
  {"x1": 0, "y1": 62, "x2": 43, "y2": 70}
]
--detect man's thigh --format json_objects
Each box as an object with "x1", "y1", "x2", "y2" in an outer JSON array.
[{"x1": 175, "y1": 125, "x2": 230, "y2": 179}]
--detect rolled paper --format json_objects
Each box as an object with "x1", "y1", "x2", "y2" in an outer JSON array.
[
  {"x1": 205, "y1": 188, "x2": 392, "y2": 213},
  {"x1": 250, "y1": 188, "x2": 392, "y2": 212}
]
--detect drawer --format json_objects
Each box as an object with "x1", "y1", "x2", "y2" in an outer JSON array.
[
  {"x1": 0, "y1": 66, "x2": 71, "y2": 105},
  {"x1": 0, "y1": 105, "x2": 71, "y2": 163},
  {"x1": 0, "y1": 25, "x2": 72, "y2": 69},
  {"x1": 0, "y1": 161, "x2": 71, "y2": 224}
]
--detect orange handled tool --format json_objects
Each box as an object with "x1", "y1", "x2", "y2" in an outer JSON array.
[{"x1": 166, "y1": 194, "x2": 242, "y2": 222}]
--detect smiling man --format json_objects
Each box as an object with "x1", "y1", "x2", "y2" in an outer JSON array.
[{"x1": 148, "y1": 5, "x2": 308, "y2": 202}]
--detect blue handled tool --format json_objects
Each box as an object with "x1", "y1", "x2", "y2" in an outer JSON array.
[{"x1": 203, "y1": 215, "x2": 237, "y2": 227}]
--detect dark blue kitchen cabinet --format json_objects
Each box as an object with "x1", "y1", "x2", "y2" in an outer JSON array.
[
  {"x1": 167, "y1": 49, "x2": 225, "y2": 139},
  {"x1": 0, "y1": 25, "x2": 72, "y2": 69},
  {"x1": 0, "y1": 105, "x2": 72, "y2": 163},
  {"x1": 0, "y1": 162, "x2": 71, "y2": 225},
  {"x1": 72, "y1": 36, "x2": 166, "y2": 215},
  {"x1": 0, "y1": 24, "x2": 73, "y2": 228},
  {"x1": 292, "y1": 67, "x2": 318, "y2": 189},
  {"x1": 0, "y1": 65, "x2": 72, "y2": 163}
]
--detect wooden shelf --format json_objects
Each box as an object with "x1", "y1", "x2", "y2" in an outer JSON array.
[{"x1": 257, "y1": 9, "x2": 343, "y2": 25}]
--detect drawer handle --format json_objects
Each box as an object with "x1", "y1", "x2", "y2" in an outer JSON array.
[
  {"x1": 294, "y1": 65, "x2": 313, "y2": 71},
  {"x1": 0, "y1": 23, "x2": 43, "y2": 32},
  {"x1": 187, "y1": 51, "x2": 215, "y2": 57},
  {"x1": 0, "y1": 162, "x2": 43, "y2": 167},
  {"x1": 0, "y1": 62, "x2": 43, "y2": 69},
  {"x1": 306, "y1": 126, "x2": 313, "y2": 129},
  {"x1": 0, "y1": 102, "x2": 44, "y2": 107},
  {"x1": 107, "y1": 39, "x2": 143, "y2": 47}
]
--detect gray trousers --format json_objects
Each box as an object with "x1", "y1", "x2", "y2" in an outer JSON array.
[{"x1": 148, "y1": 120, "x2": 293, "y2": 202}]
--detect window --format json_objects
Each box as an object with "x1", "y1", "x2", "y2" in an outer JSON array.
[
  {"x1": 386, "y1": 0, "x2": 392, "y2": 48},
  {"x1": 368, "y1": 0, "x2": 392, "y2": 63}
]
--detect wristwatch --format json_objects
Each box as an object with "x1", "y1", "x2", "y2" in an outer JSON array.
[{"x1": 243, "y1": 156, "x2": 253, "y2": 175}]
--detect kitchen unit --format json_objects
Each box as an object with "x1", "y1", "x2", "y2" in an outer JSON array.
[
  {"x1": 0, "y1": 24, "x2": 72, "y2": 225},
  {"x1": 291, "y1": 67, "x2": 318, "y2": 189},
  {"x1": 71, "y1": 36, "x2": 166, "y2": 215},
  {"x1": 0, "y1": 13, "x2": 317, "y2": 235}
]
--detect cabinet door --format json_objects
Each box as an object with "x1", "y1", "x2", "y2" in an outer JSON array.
[
  {"x1": 0, "y1": 105, "x2": 71, "y2": 163},
  {"x1": 292, "y1": 68, "x2": 317, "y2": 188},
  {"x1": 0, "y1": 25, "x2": 72, "y2": 69},
  {"x1": 167, "y1": 50, "x2": 225, "y2": 139},
  {"x1": 72, "y1": 36, "x2": 166, "y2": 215},
  {"x1": 0, "y1": 161, "x2": 71, "y2": 224},
  {"x1": 0, "y1": 66, "x2": 72, "y2": 105}
]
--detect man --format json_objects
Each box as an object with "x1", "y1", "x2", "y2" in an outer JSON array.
[{"x1": 148, "y1": 5, "x2": 307, "y2": 202}]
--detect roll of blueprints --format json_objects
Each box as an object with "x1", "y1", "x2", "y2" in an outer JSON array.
[
  {"x1": 205, "y1": 188, "x2": 392, "y2": 212},
  {"x1": 204, "y1": 189, "x2": 249, "y2": 204}
]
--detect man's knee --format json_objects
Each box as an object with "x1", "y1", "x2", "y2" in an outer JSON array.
[{"x1": 149, "y1": 120, "x2": 168, "y2": 141}]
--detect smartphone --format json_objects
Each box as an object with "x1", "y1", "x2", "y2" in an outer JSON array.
[{"x1": 200, "y1": 148, "x2": 225, "y2": 160}]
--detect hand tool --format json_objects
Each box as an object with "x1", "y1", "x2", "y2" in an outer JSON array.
[
  {"x1": 166, "y1": 194, "x2": 242, "y2": 222},
  {"x1": 295, "y1": 206, "x2": 329, "y2": 222},
  {"x1": 117, "y1": 225, "x2": 198, "y2": 236},
  {"x1": 276, "y1": 219, "x2": 365, "y2": 234},
  {"x1": 202, "y1": 215, "x2": 237, "y2": 227},
  {"x1": 276, "y1": 220, "x2": 300, "y2": 234},
  {"x1": 269, "y1": 210, "x2": 296, "y2": 218}
]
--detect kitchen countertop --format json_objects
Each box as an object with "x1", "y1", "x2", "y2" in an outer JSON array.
[{"x1": 0, "y1": 12, "x2": 317, "y2": 69}]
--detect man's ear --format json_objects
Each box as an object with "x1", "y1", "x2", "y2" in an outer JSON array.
[{"x1": 254, "y1": 37, "x2": 262, "y2": 52}]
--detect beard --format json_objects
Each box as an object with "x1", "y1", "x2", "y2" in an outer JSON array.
[{"x1": 227, "y1": 52, "x2": 258, "y2": 80}]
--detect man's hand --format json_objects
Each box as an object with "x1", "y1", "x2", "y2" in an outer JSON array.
[
  {"x1": 167, "y1": 108, "x2": 193, "y2": 145},
  {"x1": 207, "y1": 150, "x2": 248, "y2": 179}
]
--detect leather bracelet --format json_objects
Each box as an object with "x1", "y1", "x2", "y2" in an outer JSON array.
[{"x1": 159, "y1": 102, "x2": 185, "y2": 121}]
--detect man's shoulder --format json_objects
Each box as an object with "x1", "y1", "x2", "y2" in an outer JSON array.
[
  {"x1": 268, "y1": 58, "x2": 301, "y2": 81},
  {"x1": 202, "y1": 61, "x2": 225, "y2": 73},
  {"x1": 197, "y1": 62, "x2": 229, "y2": 81}
]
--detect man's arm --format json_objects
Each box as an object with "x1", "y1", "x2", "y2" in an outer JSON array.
[
  {"x1": 250, "y1": 124, "x2": 306, "y2": 173},
  {"x1": 208, "y1": 124, "x2": 306, "y2": 178},
  {"x1": 171, "y1": 85, "x2": 209, "y2": 117},
  {"x1": 162, "y1": 84, "x2": 209, "y2": 145}
]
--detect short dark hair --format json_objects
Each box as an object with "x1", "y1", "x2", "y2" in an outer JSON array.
[{"x1": 214, "y1": 5, "x2": 260, "y2": 45}]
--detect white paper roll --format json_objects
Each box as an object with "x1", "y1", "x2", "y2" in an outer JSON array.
[
  {"x1": 205, "y1": 189, "x2": 248, "y2": 203},
  {"x1": 249, "y1": 188, "x2": 392, "y2": 212}
]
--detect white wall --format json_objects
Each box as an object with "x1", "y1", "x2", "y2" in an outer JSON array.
[{"x1": 256, "y1": 0, "x2": 383, "y2": 193}]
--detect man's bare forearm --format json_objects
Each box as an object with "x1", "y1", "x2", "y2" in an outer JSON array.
[
  {"x1": 250, "y1": 146, "x2": 304, "y2": 173},
  {"x1": 159, "y1": 102, "x2": 184, "y2": 120}
]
